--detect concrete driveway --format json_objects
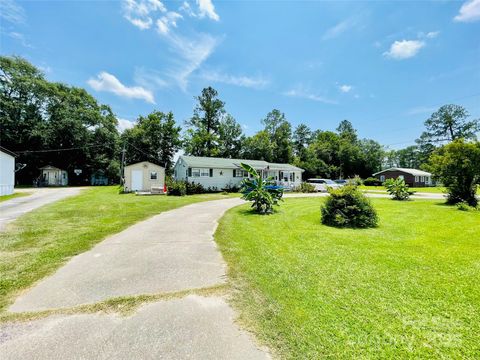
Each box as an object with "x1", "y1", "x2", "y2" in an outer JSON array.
[
  {"x1": 0, "y1": 187, "x2": 83, "y2": 231},
  {"x1": 1, "y1": 197, "x2": 269, "y2": 359}
]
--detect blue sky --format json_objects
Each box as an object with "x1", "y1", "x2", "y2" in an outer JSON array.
[{"x1": 1, "y1": 0, "x2": 479, "y2": 149}]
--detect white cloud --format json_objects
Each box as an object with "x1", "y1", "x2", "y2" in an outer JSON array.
[
  {"x1": 283, "y1": 86, "x2": 338, "y2": 105},
  {"x1": 322, "y1": 17, "x2": 359, "y2": 40},
  {"x1": 134, "y1": 67, "x2": 168, "y2": 89},
  {"x1": 87, "y1": 72, "x2": 155, "y2": 103},
  {"x1": 166, "y1": 32, "x2": 220, "y2": 90},
  {"x1": 197, "y1": 0, "x2": 219, "y2": 21},
  {"x1": 0, "y1": 0, "x2": 25, "y2": 24},
  {"x1": 407, "y1": 106, "x2": 437, "y2": 115},
  {"x1": 384, "y1": 40, "x2": 425, "y2": 60},
  {"x1": 122, "y1": 0, "x2": 166, "y2": 30},
  {"x1": 426, "y1": 31, "x2": 440, "y2": 38},
  {"x1": 156, "y1": 11, "x2": 183, "y2": 34},
  {"x1": 454, "y1": 0, "x2": 480, "y2": 22},
  {"x1": 122, "y1": 0, "x2": 220, "y2": 90},
  {"x1": 200, "y1": 70, "x2": 268, "y2": 89},
  {"x1": 117, "y1": 118, "x2": 136, "y2": 132},
  {"x1": 8, "y1": 32, "x2": 32, "y2": 48},
  {"x1": 338, "y1": 84, "x2": 353, "y2": 93}
]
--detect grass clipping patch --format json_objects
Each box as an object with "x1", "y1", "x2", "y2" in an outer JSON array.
[{"x1": 321, "y1": 185, "x2": 378, "y2": 228}]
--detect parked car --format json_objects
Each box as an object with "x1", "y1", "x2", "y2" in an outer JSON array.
[
  {"x1": 334, "y1": 179, "x2": 348, "y2": 185},
  {"x1": 306, "y1": 178, "x2": 343, "y2": 192}
]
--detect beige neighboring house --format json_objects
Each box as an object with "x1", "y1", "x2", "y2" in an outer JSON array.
[
  {"x1": 39, "y1": 165, "x2": 68, "y2": 186},
  {"x1": 124, "y1": 161, "x2": 165, "y2": 193}
]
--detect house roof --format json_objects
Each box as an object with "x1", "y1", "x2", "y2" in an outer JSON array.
[
  {"x1": 373, "y1": 167, "x2": 432, "y2": 177},
  {"x1": 39, "y1": 165, "x2": 64, "y2": 171},
  {"x1": 178, "y1": 156, "x2": 304, "y2": 172},
  {"x1": 0, "y1": 146, "x2": 18, "y2": 157}
]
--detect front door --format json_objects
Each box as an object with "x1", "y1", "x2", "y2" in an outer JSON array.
[{"x1": 131, "y1": 170, "x2": 143, "y2": 191}]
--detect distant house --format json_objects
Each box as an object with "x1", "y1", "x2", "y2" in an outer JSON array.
[
  {"x1": 0, "y1": 147, "x2": 17, "y2": 196},
  {"x1": 174, "y1": 156, "x2": 304, "y2": 190},
  {"x1": 124, "y1": 161, "x2": 165, "y2": 193},
  {"x1": 39, "y1": 165, "x2": 68, "y2": 186},
  {"x1": 373, "y1": 168, "x2": 433, "y2": 187}
]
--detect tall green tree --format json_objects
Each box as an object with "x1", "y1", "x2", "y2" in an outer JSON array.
[
  {"x1": 262, "y1": 109, "x2": 293, "y2": 163},
  {"x1": 426, "y1": 139, "x2": 480, "y2": 206},
  {"x1": 184, "y1": 87, "x2": 225, "y2": 157},
  {"x1": 293, "y1": 123, "x2": 312, "y2": 159},
  {"x1": 217, "y1": 114, "x2": 244, "y2": 158},
  {"x1": 420, "y1": 104, "x2": 479, "y2": 144},
  {"x1": 122, "y1": 111, "x2": 181, "y2": 173},
  {"x1": 242, "y1": 130, "x2": 274, "y2": 161}
]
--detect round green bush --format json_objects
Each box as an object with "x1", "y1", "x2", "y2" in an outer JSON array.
[{"x1": 321, "y1": 185, "x2": 378, "y2": 228}]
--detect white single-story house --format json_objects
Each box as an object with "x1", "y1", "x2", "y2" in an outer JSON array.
[
  {"x1": 373, "y1": 168, "x2": 433, "y2": 187},
  {"x1": 0, "y1": 147, "x2": 17, "y2": 196},
  {"x1": 124, "y1": 161, "x2": 165, "y2": 193},
  {"x1": 174, "y1": 156, "x2": 304, "y2": 190},
  {"x1": 39, "y1": 165, "x2": 68, "y2": 186}
]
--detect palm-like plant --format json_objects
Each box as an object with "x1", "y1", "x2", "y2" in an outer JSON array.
[{"x1": 240, "y1": 163, "x2": 283, "y2": 214}]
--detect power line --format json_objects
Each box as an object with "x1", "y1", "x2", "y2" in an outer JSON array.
[{"x1": 15, "y1": 144, "x2": 106, "y2": 154}]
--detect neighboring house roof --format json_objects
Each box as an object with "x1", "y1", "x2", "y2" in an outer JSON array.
[
  {"x1": 0, "y1": 146, "x2": 18, "y2": 157},
  {"x1": 39, "y1": 165, "x2": 64, "y2": 171},
  {"x1": 125, "y1": 161, "x2": 164, "y2": 169},
  {"x1": 178, "y1": 156, "x2": 304, "y2": 172},
  {"x1": 373, "y1": 167, "x2": 432, "y2": 177}
]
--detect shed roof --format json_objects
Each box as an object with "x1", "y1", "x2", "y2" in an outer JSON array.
[
  {"x1": 39, "y1": 165, "x2": 65, "y2": 171},
  {"x1": 125, "y1": 161, "x2": 164, "y2": 169},
  {"x1": 0, "y1": 146, "x2": 18, "y2": 157},
  {"x1": 373, "y1": 167, "x2": 432, "y2": 177},
  {"x1": 178, "y1": 156, "x2": 304, "y2": 172}
]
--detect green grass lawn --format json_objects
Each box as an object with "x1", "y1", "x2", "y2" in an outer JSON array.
[
  {"x1": 216, "y1": 198, "x2": 480, "y2": 359},
  {"x1": 0, "y1": 186, "x2": 231, "y2": 312},
  {"x1": 0, "y1": 192, "x2": 30, "y2": 203}
]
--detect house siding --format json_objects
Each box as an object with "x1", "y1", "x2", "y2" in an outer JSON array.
[
  {"x1": 173, "y1": 157, "x2": 303, "y2": 190},
  {"x1": 0, "y1": 150, "x2": 15, "y2": 196},
  {"x1": 375, "y1": 170, "x2": 432, "y2": 187}
]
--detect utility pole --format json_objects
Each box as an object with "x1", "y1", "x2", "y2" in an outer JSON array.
[{"x1": 120, "y1": 142, "x2": 126, "y2": 186}]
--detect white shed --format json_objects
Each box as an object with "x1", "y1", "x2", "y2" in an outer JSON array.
[
  {"x1": 39, "y1": 165, "x2": 68, "y2": 186},
  {"x1": 124, "y1": 161, "x2": 165, "y2": 193},
  {"x1": 0, "y1": 147, "x2": 16, "y2": 196}
]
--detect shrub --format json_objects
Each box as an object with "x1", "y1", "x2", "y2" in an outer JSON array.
[
  {"x1": 222, "y1": 183, "x2": 240, "y2": 193},
  {"x1": 384, "y1": 178, "x2": 411, "y2": 200},
  {"x1": 240, "y1": 163, "x2": 283, "y2": 214},
  {"x1": 363, "y1": 177, "x2": 383, "y2": 186},
  {"x1": 293, "y1": 182, "x2": 316, "y2": 193},
  {"x1": 321, "y1": 185, "x2": 378, "y2": 228},
  {"x1": 167, "y1": 179, "x2": 186, "y2": 196},
  {"x1": 350, "y1": 175, "x2": 363, "y2": 186}
]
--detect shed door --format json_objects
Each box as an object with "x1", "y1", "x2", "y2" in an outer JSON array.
[{"x1": 131, "y1": 170, "x2": 143, "y2": 191}]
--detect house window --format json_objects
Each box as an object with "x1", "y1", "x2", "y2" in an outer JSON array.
[
  {"x1": 415, "y1": 176, "x2": 419, "y2": 182},
  {"x1": 200, "y1": 168, "x2": 210, "y2": 177},
  {"x1": 150, "y1": 171, "x2": 157, "y2": 180},
  {"x1": 289, "y1": 172, "x2": 294, "y2": 182},
  {"x1": 192, "y1": 168, "x2": 201, "y2": 177},
  {"x1": 235, "y1": 170, "x2": 248, "y2": 177},
  {"x1": 380, "y1": 175, "x2": 385, "y2": 182}
]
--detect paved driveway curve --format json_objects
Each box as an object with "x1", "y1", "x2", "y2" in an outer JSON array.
[{"x1": 0, "y1": 188, "x2": 83, "y2": 231}]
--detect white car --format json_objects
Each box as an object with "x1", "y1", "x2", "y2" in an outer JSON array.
[{"x1": 306, "y1": 178, "x2": 343, "y2": 192}]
